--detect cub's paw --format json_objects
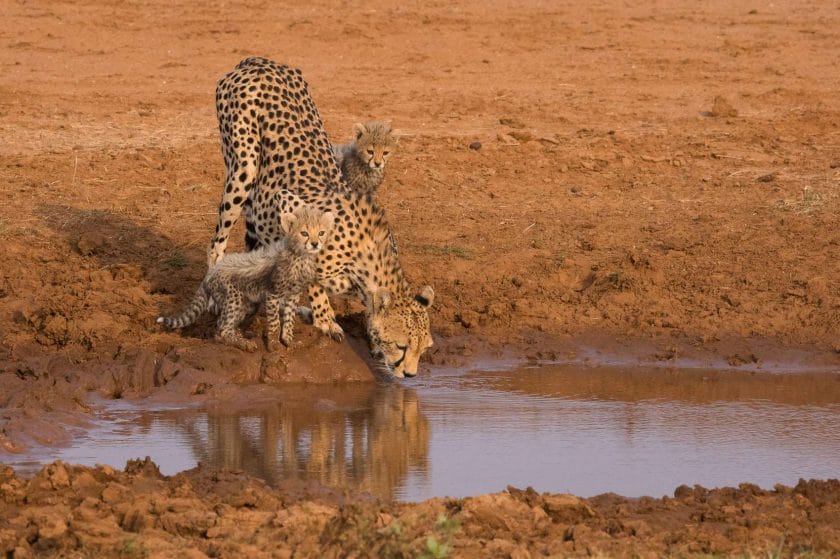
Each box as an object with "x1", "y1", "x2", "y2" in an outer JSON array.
[
  {"x1": 219, "y1": 334, "x2": 257, "y2": 352},
  {"x1": 235, "y1": 339, "x2": 258, "y2": 352}
]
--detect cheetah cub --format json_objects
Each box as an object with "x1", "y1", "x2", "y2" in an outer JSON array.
[
  {"x1": 332, "y1": 121, "x2": 397, "y2": 195},
  {"x1": 157, "y1": 206, "x2": 335, "y2": 351}
]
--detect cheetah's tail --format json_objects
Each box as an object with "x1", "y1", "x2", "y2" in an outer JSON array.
[{"x1": 156, "y1": 288, "x2": 209, "y2": 329}]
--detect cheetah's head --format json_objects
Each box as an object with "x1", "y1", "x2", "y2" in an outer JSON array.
[
  {"x1": 280, "y1": 206, "x2": 336, "y2": 255},
  {"x1": 352, "y1": 121, "x2": 397, "y2": 171},
  {"x1": 367, "y1": 286, "x2": 434, "y2": 379}
]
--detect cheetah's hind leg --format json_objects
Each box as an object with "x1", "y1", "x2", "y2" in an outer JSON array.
[{"x1": 215, "y1": 297, "x2": 257, "y2": 352}]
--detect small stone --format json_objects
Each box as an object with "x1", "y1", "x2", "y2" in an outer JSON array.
[
  {"x1": 511, "y1": 276, "x2": 524, "y2": 287},
  {"x1": 829, "y1": 161, "x2": 840, "y2": 169},
  {"x1": 46, "y1": 462, "x2": 71, "y2": 489},
  {"x1": 543, "y1": 494, "x2": 596, "y2": 522},
  {"x1": 508, "y1": 130, "x2": 534, "y2": 142},
  {"x1": 37, "y1": 515, "x2": 68, "y2": 540},
  {"x1": 757, "y1": 173, "x2": 776, "y2": 183},
  {"x1": 705, "y1": 95, "x2": 738, "y2": 118},
  {"x1": 76, "y1": 232, "x2": 106, "y2": 256},
  {"x1": 499, "y1": 117, "x2": 526, "y2": 129},
  {"x1": 468, "y1": 141, "x2": 482, "y2": 150},
  {"x1": 485, "y1": 302, "x2": 507, "y2": 319},
  {"x1": 122, "y1": 504, "x2": 153, "y2": 532},
  {"x1": 101, "y1": 482, "x2": 127, "y2": 503},
  {"x1": 674, "y1": 484, "x2": 693, "y2": 499},
  {"x1": 496, "y1": 133, "x2": 519, "y2": 145},
  {"x1": 456, "y1": 310, "x2": 481, "y2": 329}
]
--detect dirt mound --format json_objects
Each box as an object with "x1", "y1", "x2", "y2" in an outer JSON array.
[{"x1": 0, "y1": 460, "x2": 837, "y2": 558}]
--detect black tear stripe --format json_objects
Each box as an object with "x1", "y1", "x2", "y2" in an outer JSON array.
[
  {"x1": 393, "y1": 346, "x2": 408, "y2": 368},
  {"x1": 414, "y1": 294, "x2": 429, "y2": 307}
]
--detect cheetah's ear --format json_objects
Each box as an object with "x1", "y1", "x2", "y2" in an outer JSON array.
[
  {"x1": 280, "y1": 212, "x2": 297, "y2": 235},
  {"x1": 320, "y1": 211, "x2": 336, "y2": 230},
  {"x1": 352, "y1": 122, "x2": 366, "y2": 140},
  {"x1": 414, "y1": 285, "x2": 435, "y2": 308},
  {"x1": 370, "y1": 288, "x2": 392, "y2": 314}
]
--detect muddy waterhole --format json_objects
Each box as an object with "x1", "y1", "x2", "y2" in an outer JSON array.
[{"x1": 7, "y1": 362, "x2": 840, "y2": 501}]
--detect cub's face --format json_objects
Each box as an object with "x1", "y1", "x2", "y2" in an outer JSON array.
[
  {"x1": 368, "y1": 286, "x2": 434, "y2": 378},
  {"x1": 353, "y1": 122, "x2": 397, "y2": 170},
  {"x1": 281, "y1": 208, "x2": 336, "y2": 254}
]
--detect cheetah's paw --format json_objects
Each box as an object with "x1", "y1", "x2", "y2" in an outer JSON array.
[{"x1": 318, "y1": 321, "x2": 344, "y2": 343}]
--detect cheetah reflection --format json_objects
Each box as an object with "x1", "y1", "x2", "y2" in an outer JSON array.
[{"x1": 176, "y1": 383, "x2": 429, "y2": 499}]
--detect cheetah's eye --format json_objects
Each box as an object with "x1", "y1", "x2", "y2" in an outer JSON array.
[
  {"x1": 318, "y1": 230, "x2": 326, "y2": 237},
  {"x1": 301, "y1": 231, "x2": 309, "y2": 238},
  {"x1": 366, "y1": 149, "x2": 374, "y2": 156},
  {"x1": 383, "y1": 150, "x2": 390, "y2": 156}
]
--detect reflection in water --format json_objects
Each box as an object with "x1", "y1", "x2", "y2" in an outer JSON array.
[
  {"x1": 173, "y1": 384, "x2": 429, "y2": 499},
  {"x1": 6, "y1": 363, "x2": 840, "y2": 501}
]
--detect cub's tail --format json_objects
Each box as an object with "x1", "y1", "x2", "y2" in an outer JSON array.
[{"x1": 157, "y1": 288, "x2": 209, "y2": 329}]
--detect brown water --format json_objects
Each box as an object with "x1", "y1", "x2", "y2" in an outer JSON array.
[{"x1": 7, "y1": 364, "x2": 840, "y2": 501}]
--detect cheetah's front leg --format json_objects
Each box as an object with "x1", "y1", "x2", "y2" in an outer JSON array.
[
  {"x1": 307, "y1": 284, "x2": 344, "y2": 342},
  {"x1": 264, "y1": 293, "x2": 284, "y2": 352},
  {"x1": 280, "y1": 293, "x2": 301, "y2": 347}
]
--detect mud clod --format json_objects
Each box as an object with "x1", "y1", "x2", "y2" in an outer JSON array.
[{"x1": 704, "y1": 95, "x2": 739, "y2": 118}]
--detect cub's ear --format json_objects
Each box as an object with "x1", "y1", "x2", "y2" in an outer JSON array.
[
  {"x1": 414, "y1": 285, "x2": 435, "y2": 308},
  {"x1": 320, "y1": 211, "x2": 336, "y2": 229},
  {"x1": 352, "y1": 122, "x2": 366, "y2": 140},
  {"x1": 280, "y1": 212, "x2": 297, "y2": 234},
  {"x1": 370, "y1": 288, "x2": 392, "y2": 314}
]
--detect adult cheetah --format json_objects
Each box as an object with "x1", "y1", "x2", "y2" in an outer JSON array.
[{"x1": 207, "y1": 57, "x2": 433, "y2": 377}]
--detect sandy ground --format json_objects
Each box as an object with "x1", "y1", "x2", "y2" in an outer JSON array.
[{"x1": 1, "y1": 0, "x2": 840, "y2": 556}]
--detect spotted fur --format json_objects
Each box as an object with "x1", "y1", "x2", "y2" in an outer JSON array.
[
  {"x1": 207, "y1": 57, "x2": 433, "y2": 377},
  {"x1": 161, "y1": 205, "x2": 334, "y2": 351},
  {"x1": 332, "y1": 121, "x2": 397, "y2": 196}
]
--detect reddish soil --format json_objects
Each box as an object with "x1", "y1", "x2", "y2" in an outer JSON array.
[
  {"x1": 1, "y1": 0, "x2": 840, "y2": 556},
  {"x1": 1, "y1": 460, "x2": 839, "y2": 558}
]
